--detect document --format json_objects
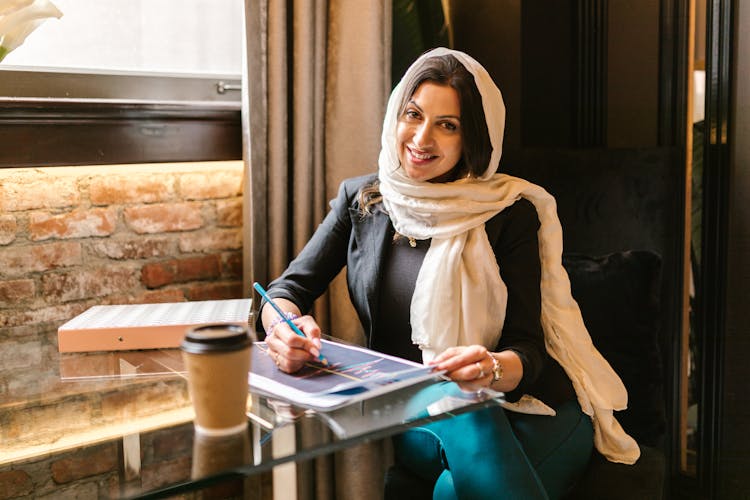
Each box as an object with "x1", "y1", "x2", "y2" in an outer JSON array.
[{"x1": 248, "y1": 339, "x2": 438, "y2": 411}]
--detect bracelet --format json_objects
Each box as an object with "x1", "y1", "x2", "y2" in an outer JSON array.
[
  {"x1": 267, "y1": 311, "x2": 298, "y2": 335},
  {"x1": 489, "y1": 353, "x2": 503, "y2": 382}
]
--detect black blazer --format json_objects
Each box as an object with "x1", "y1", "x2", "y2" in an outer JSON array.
[{"x1": 262, "y1": 173, "x2": 553, "y2": 397}]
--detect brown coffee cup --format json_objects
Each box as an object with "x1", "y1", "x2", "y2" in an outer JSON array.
[{"x1": 181, "y1": 323, "x2": 253, "y2": 436}]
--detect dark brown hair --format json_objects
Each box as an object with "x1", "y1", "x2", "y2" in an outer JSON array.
[{"x1": 360, "y1": 54, "x2": 492, "y2": 215}]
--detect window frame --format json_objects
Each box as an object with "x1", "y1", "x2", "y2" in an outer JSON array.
[{"x1": 0, "y1": 68, "x2": 242, "y2": 168}]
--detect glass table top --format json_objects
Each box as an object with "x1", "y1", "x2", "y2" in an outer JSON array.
[{"x1": 0, "y1": 341, "x2": 503, "y2": 499}]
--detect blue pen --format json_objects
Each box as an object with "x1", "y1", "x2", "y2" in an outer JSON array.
[{"x1": 253, "y1": 282, "x2": 329, "y2": 366}]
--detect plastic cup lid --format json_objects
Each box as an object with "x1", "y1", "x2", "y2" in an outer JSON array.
[{"x1": 180, "y1": 324, "x2": 252, "y2": 354}]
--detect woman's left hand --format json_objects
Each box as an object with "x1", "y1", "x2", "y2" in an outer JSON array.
[{"x1": 428, "y1": 345, "x2": 495, "y2": 391}]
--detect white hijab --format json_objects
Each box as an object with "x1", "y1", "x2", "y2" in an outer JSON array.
[{"x1": 378, "y1": 47, "x2": 640, "y2": 464}]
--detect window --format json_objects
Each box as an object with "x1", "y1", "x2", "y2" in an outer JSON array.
[{"x1": 0, "y1": 0, "x2": 244, "y2": 167}]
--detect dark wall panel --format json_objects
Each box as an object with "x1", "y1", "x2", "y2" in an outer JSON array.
[{"x1": 719, "y1": 0, "x2": 750, "y2": 496}]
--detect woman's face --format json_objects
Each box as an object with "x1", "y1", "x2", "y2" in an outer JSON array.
[{"x1": 396, "y1": 82, "x2": 463, "y2": 183}]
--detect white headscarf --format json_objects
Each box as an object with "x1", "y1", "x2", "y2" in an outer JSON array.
[{"x1": 378, "y1": 47, "x2": 640, "y2": 464}]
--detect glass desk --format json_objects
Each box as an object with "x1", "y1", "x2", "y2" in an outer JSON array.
[{"x1": 0, "y1": 343, "x2": 503, "y2": 499}]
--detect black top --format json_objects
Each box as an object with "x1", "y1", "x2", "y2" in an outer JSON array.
[
  {"x1": 372, "y1": 233, "x2": 426, "y2": 362},
  {"x1": 373, "y1": 198, "x2": 574, "y2": 405}
]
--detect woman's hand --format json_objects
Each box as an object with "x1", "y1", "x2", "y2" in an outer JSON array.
[
  {"x1": 261, "y1": 298, "x2": 322, "y2": 373},
  {"x1": 429, "y1": 345, "x2": 522, "y2": 392},
  {"x1": 428, "y1": 345, "x2": 494, "y2": 391}
]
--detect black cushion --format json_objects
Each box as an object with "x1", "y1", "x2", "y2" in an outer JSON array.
[
  {"x1": 566, "y1": 444, "x2": 666, "y2": 500},
  {"x1": 562, "y1": 250, "x2": 666, "y2": 447}
]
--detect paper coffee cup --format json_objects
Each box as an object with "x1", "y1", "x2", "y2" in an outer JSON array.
[{"x1": 181, "y1": 324, "x2": 253, "y2": 436}]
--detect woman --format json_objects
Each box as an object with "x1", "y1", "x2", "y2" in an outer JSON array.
[{"x1": 257, "y1": 48, "x2": 638, "y2": 499}]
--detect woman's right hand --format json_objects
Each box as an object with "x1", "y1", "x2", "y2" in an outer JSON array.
[{"x1": 261, "y1": 299, "x2": 322, "y2": 373}]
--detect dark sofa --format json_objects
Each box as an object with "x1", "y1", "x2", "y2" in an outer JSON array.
[
  {"x1": 505, "y1": 148, "x2": 679, "y2": 499},
  {"x1": 563, "y1": 250, "x2": 666, "y2": 500}
]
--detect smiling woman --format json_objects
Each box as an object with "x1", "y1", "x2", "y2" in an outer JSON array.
[{"x1": 0, "y1": 0, "x2": 244, "y2": 168}]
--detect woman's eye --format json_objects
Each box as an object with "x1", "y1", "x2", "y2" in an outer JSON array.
[
  {"x1": 441, "y1": 122, "x2": 458, "y2": 131},
  {"x1": 404, "y1": 110, "x2": 420, "y2": 120}
]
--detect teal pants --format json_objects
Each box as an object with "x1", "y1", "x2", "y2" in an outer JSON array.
[{"x1": 393, "y1": 387, "x2": 593, "y2": 499}]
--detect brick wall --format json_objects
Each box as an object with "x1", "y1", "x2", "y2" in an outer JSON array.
[
  {"x1": 0, "y1": 161, "x2": 245, "y2": 339},
  {"x1": 0, "y1": 161, "x2": 248, "y2": 498},
  {"x1": 0, "y1": 423, "x2": 265, "y2": 499}
]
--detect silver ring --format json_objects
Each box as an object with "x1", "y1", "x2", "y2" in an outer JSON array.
[{"x1": 475, "y1": 361, "x2": 485, "y2": 379}]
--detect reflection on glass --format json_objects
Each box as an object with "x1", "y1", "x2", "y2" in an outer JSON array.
[
  {"x1": 682, "y1": 0, "x2": 707, "y2": 476},
  {"x1": 686, "y1": 106, "x2": 704, "y2": 476}
]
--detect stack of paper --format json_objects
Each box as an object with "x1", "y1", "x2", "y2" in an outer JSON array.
[{"x1": 249, "y1": 339, "x2": 437, "y2": 411}]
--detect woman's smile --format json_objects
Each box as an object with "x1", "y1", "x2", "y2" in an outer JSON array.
[
  {"x1": 406, "y1": 145, "x2": 437, "y2": 162},
  {"x1": 397, "y1": 82, "x2": 463, "y2": 182}
]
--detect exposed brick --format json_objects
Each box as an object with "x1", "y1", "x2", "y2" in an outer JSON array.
[
  {"x1": 140, "y1": 455, "x2": 191, "y2": 490},
  {"x1": 0, "y1": 338, "x2": 43, "y2": 371},
  {"x1": 0, "y1": 279, "x2": 36, "y2": 305},
  {"x1": 1, "y1": 359, "x2": 54, "y2": 398},
  {"x1": 141, "y1": 261, "x2": 178, "y2": 289},
  {"x1": 88, "y1": 236, "x2": 174, "y2": 260},
  {"x1": 0, "y1": 177, "x2": 80, "y2": 212},
  {"x1": 222, "y1": 252, "x2": 243, "y2": 278},
  {"x1": 51, "y1": 444, "x2": 118, "y2": 484},
  {"x1": 151, "y1": 427, "x2": 193, "y2": 460},
  {"x1": 100, "y1": 382, "x2": 188, "y2": 425},
  {"x1": 186, "y1": 281, "x2": 243, "y2": 301},
  {"x1": 0, "y1": 215, "x2": 17, "y2": 245},
  {"x1": 42, "y1": 266, "x2": 140, "y2": 302},
  {"x1": 0, "y1": 469, "x2": 33, "y2": 499},
  {"x1": 177, "y1": 254, "x2": 221, "y2": 282},
  {"x1": 179, "y1": 170, "x2": 242, "y2": 200},
  {"x1": 36, "y1": 481, "x2": 99, "y2": 500},
  {"x1": 3, "y1": 398, "x2": 93, "y2": 445},
  {"x1": 104, "y1": 474, "x2": 121, "y2": 500},
  {"x1": 137, "y1": 288, "x2": 186, "y2": 303},
  {"x1": 29, "y1": 207, "x2": 117, "y2": 241},
  {"x1": 123, "y1": 203, "x2": 203, "y2": 234},
  {"x1": 142, "y1": 255, "x2": 219, "y2": 290},
  {"x1": 1, "y1": 302, "x2": 88, "y2": 328},
  {"x1": 178, "y1": 228, "x2": 242, "y2": 253},
  {"x1": 0, "y1": 323, "x2": 49, "y2": 339},
  {"x1": 89, "y1": 173, "x2": 175, "y2": 205},
  {"x1": 216, "y1": 198, "x2": 243, "y2": 227},
  {"x1": 0, "y1": 242, "x2": 82, "y2": 277}
]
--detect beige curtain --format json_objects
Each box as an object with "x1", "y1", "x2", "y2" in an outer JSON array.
[{"x1": 242, "y1": 1, "x2": 392, "y2": 498}]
